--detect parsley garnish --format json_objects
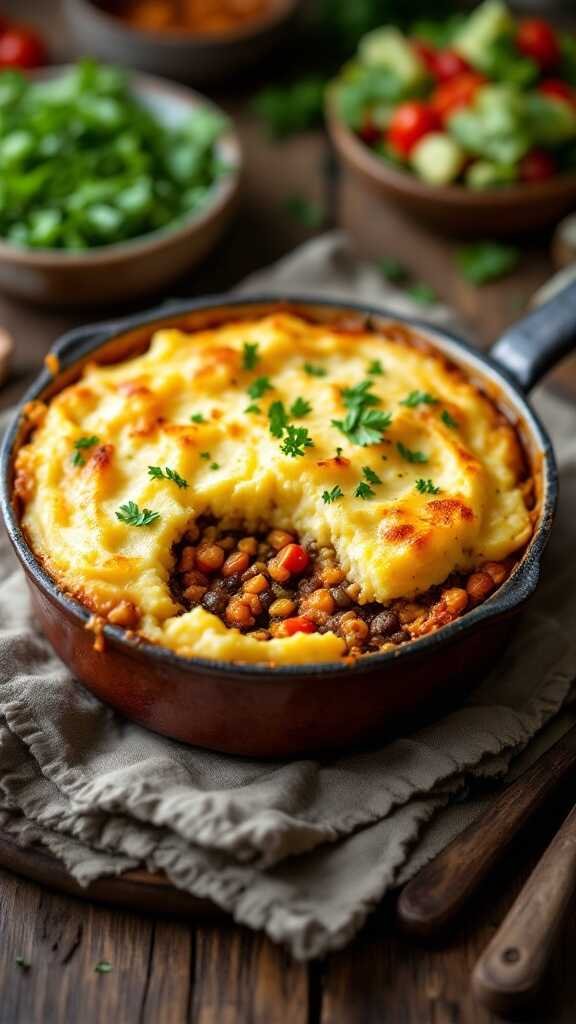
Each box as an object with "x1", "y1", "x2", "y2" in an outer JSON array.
[
  {"x1": 210, "y1": 462, "x2": 220, "y2": 471},
  {"x1": 397, "y1": 442, "x2": 428, "y2": 464},
  {"x1": 268, "y1": 400, "x2": 289, "y2": 438},
  {"x1": 280, "y1": 425, "x2": 314, "y2": 458},
  {"x1": 332, "y1": 377, "x2": 393, "y2": 447},
  {"x1": 242, "y1": 341, "x2": 260, "y2": 371},
  {"x1": 116, "y1": 501, "x2": 160, "y2": 527},
  {"x1": 367, "y1": 360, "x2": 384, "y2": 376},
  {"x1": 416, "y1": 478, "x2": 440, "y2": 494},
  {"x1": 247, "y1": 376, "x2": 273, "y2": 400},
  {"x1": 378, "y1": 258, "x2": 409, "y2": 285},
  {"x1": 362, "y1": 465, "x2": 382, "y2": 486},
  {"x1": 322, "y1": 485, "x2": 344, "y2": 504},
  {"x1": 290, "y1": 396, "x2": 312, "y2": 418},
  {"x1": 456, "y1": 242, "x2": 519, "y2": 286},
  {"x1": 148, "y1": 465, "x2": 188, "y2": 489},
  {"x1": 303, "y1": 362, "x2": 326, "y2": 377},
  {"x1": 407, "y1": 282, "x2": 438, "y2": 306},
  {"x1": 15, "y1": 957, "x2": 30, "y2": 970},
  {"x1": 200, "y1": 451, "x2": 211, "y2": 460},
  {"x1": 71, "y1": 435, "x2": 99, "y2": 467},
  {"x1": 400, "y1": 390, "x2": 438, "y2": 408},
  {"x1": 336, "y1": 447, "x2": 343, "y2": 457},
  {"x1": 190, "y1": 413, "x2": 206, "y2": 424},
  {"x1": 441, "y1": 409, "x2": 458, "y2": 429},
  {"x1": 245, "y1": 404, "x2": 261, "y2": 414},
  {"x1": 283, "y1": 194, "x2": 325, "y2": 228},
  {"x1": 94, "y1": 961, "x2": 113, "y2": 974},
  {"x1": 354, "y1": 481, "x2": 375, "y2": 500},
  {"x1": 341, "y1": 379, "x2": 379, "y2": 409}
]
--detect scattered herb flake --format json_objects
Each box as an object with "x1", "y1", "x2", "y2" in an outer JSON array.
[
  {"x1": 268, "y1": 400, "x2": 289, "y2": 438},
  {"x1": 190, "y1": 413, "x2": 206, "y2": 424},
  {"x1": 210, "y1": 462, "x2": 220, "y2": 471},
  {"x1": 378, "y1": 258, "x2": 409, "y2": 284},
  {"x1": 252, "y1": 76, "x2": 326, "y2": 140},
  {"x1": 416, "y1": 478, "x2": 440, "y2": 494},
  {"x1": 407, "y1": 282, "x2": 438, "y2": 306},
  {"x1": 15, "y1": 957, "x2": 30, "y2": 971},
  {"x1": 245, "y1": 403, "x2": 261, "y2": 414},
  {"x1": 283, "y1": 194, "x2": 325, "y2": 228},
  {"x1": 400, "y1": 390, "x2": 438, "y2": 408},
  {"x1": 71, "y1": 434, "x2": 99, "y2": 467},
  {"x1": 242, "y1": 341, "x2": 260, "y2": 371},
  {"x1": 200, "y1": 451, "x2": 211, "y2": 460},
  {"x1": 456, "y1": 242, "x2": 519, "y2": 286},
  {"x1": 148, "y1": 465, "x2": 188, "y2": 489},
  {"x1": 322, "y1": 485, "x2": 344, "y2": 504},
  {"x1": 94, "y1": 961, "x2": 113, "y2": 975},
  {"x1": 397, "y1": 441, "x2": 428, "y2": 464},
  {"x1": 290, "y1": 396, "x2": 312, "y2": 418},
  {"x1": 303, "y1": 362, "x2": 327, "y2": 377},
  {"x1": 335, "y1": 446, "x2": 343, "y2": 457},
  {"x1": 354, "y1": 481, "x2": 375, "y2": 500},
  {"x1": 247, "y1": 376, "x2": 273, "y2": 400},
  {"x1": 367, "y1": 359, "x2": 384, "y2": 376},
  {"x1": 280, "y1": 425, "x2": 314, "y2": 458},
  {"x1": 116, "y1": 501, "x2": 160, "y2": 527},
  {"x1": 362, "y1": 465, "x2": 382, "y2": 486},
  {"x1": 441, "y1": 409, "x2": 458, "y2": 429},
  {"x1": 332, "y1": 408, "x2": 392, "y2": 447}
]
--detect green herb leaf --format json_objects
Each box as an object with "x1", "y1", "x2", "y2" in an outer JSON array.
[
  {"x1": 456, "y1": 242, "x2": 520, "y2": 286},
  {"x1": 303, "y1": 362, "x2": 327, "y2": 377},
  {"x1": 415, "y1": 478, "x2": 440, "y2": 494},
  {"x1": 397, "y1": 441, "x2": 428, "y2": 464},
  {"x1": 378, "y1": 258, "x2": 409, "y2": 284},
  {"x1": 252, "y1": 76, "x2": 325, "y2": 139},
  {"x1": 441, "y1": 409, "x2": 458, "y2": 430},
  {"x1": 354, "y1": 481, "x2": 375, "y2": 500},
  {"x1": 289, "y1": 396, "x2": 312, "y2": 418},
  {"x1": 367, "y1": 359, "x2": 384, "y2": 376},
  {"x1": 148, "y1": 465, "x2": 188, "y2": 489},
  {"x1": 116, "y1": 501, "x2": 160, "y2": 527},
  {"x1": 15, "y1": 956, "x2": 30, "y2": 970},
  {"x1": 71, "y1": 434, "x2": 99, "y2": 466},
  {"x1": 94, "y1": 961, "x2": 113, "y2": 975},
  {"x1": 283, "y1": 194, "x2": 325, "y2": 229},
  {"x1": 332, "y1": 408, "x2": 392, "y2": 447},
  {"x1": 210, "y1": 462, "x2": 220, "y2": 471},
  {"x1": 322, "y1": 485, "x2": 344, "y2": 504},
  {"x1": 200, "y1": 451, "x2": 211, "y2": 460},
  {"x1": 407, "y1": 282, "x2": 438, "y2": 306},
  {"x1": 400, "y1": 390, "x2": 438, "y2": 408},
  {"x1": 280, "y1": 425, "x2": 314, "y2": 458},
  {"x1": 341, "y1": 379, "x2": 379, "y2": 409},
  {"x1": 245, "y1": 404, "x2": 261, "y2": 414},
  {"x1": 247, "y1": 376, "x2": 273, "y2": 400},
  {"x1": 242, "y1": 341, "x2": 260, "y2": 371},
  {"x1": 268, "y1": 400, "x2": 289, "y2": 438},
  {"x1": 190, "y1": 413, "x2": 206, "y2": 423},
  {"x1": 362, "y1": 465, "x2": 382, "y2": 486}
]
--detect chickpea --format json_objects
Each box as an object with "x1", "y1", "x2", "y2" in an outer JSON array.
[
  {"x1": 243, "y1": 573, "x2": 269, "y2": 595},
  {"x1": 238, "y1": 537, "x2": 258, "y2": 555},
  {"x1": 182, "y1": 569, "x2": 209, "y2": 589},
  {"x1": 320, "y1": 566, "x2": 346, "y2": 586},
  {"x1": 225, "y1": 597, "x2": 255, "y2": 628},
  {"x1": 108, "y1": 600, "x2": 139, "y2": 628},
  {"x1": 345, "y1": 582, "x2": 361, "y2": 601},
  {"x1": 302, "y1": 589, "x2": 335, "y2": 616},
  {"x1": 219, "y1": 535, "x2": 237, "y2": 552},
  {"x1": 483, "y1": 561, "x2": 508, "y2": 586},
  {"x1": 341, "y1": 617, "x2": 369, "y2": 644},
  {"x1": 466, "y1": 571, "x2": 495, "y2": 604},
  {"x1": 268, "y1": 558, "x2": 291, "y2": 584},
  {"x1": 222, "y1": 550, "x2": 250, "y2": 577},
  {"x1": 243, "y1": 592, "x2": 262, "y2": 617},
  {"x1": 269, "y1": 598, "x2": 296, "y2": 618},
  {"x1": 442, "y1": 587, "x2": 468, "y2": 616},
  {"x1": 398, "y1": 602, "x2": 423, "y2": 625},
  {"x1": 268, "y1": 529, "x2": 294, "y2": 551},
  {"x1": 196, "y1": 544, "x2": 225, "y2": 574},
  {"x1": 183, "y1": 584, "x2": 208, "y2": 604},
  {"x1": 178, "y1": 546, "x2": 196, "y2": 573}
]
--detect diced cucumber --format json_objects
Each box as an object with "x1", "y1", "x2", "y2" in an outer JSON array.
[
  {"x1": 524, "y1": 93, "x2": 576, "y2": 146},
  {"x1": 359, "y1": 28, "x2": 425, "y2": 89},
  {"x1": 410, "y1": 133, "x2": 465, "y2": 186},
  {"x1": 465, "y1": 160, "x2": 518, "y2": 189},
  {"x1": 454, "y1": 0, "x2": 514, "y2": 71}
]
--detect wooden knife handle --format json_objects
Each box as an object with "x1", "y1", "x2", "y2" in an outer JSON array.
[
  {"x1": 397, "y1": 724, "x2": 576, "y2": 937},
  {"x1": 472, "y1": 802, "x2": 576, "y2": 1015}
]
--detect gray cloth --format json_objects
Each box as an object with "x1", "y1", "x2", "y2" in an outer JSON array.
[{"x1": 1, "y1": 233, "x2": 576, "y2": 961}]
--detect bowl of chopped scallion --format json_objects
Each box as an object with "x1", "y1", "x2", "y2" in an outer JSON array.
[{"x1": 0, "y1": 60, "x2": 241, "y2": 306}]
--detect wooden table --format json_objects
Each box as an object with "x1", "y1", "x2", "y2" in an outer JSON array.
[{"x1": 2, "y1": 3, "x2": 576, "y2": 1022}]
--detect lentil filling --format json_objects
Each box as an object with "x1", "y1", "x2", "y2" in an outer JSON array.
[{"x1": 171, "y1": 516, "x2": 513, "y2": 658}]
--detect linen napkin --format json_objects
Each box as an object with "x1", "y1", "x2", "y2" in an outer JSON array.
[{"x1": 1, "y1": 232, "x2": 576, "y2": 961}]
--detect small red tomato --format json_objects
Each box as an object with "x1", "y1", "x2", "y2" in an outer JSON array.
[
  {"x1": 387, "y1": 101, "x2": 440, "y2": 157},
  {"x1": 431, "y1": 72, "x2": 486, "y2": 123},
  {"x1": 433, "y1": 49, "x2": 471, "y2": 82},
  {"x1": 0, "y1": 25, "x2": 47, "y2": 70},
  {"x1": 412, "y1": 39, "x2": 438, "y2": 76},
  {"x1": 276, "y1": 543, "x2": 310, "y2": 575},
  {"x1": 282, "y1": 616, "x2": 316, "y2": 636},
  {"x1": 539, "y1": 79, "x2": 576, "y2": 110},
  {"x1": 358, "y1": 114, "x2": 381, "y2": 146},
  {"x1": 520, "y1": 148, "x2": 556, "y2": 183},
  {"x1": 517, "y1": 19, "x2": 559, "y2": 70}
]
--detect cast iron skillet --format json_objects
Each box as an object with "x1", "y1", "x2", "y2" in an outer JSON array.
[{"x1": 1, "y1": 289, "x2": 575, "y2": 757}]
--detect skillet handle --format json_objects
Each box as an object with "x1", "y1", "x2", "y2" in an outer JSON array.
[{"x1": 490, "y1": 279, "x2": 576, "y2": 393}]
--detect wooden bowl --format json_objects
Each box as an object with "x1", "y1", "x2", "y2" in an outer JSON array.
[
  {"x1": 65, "y1": 0, "x2": 302, "y2": 85},
  {"x1": 0, "y1": 69, "x2": 241, "y2": 308},
  {"x1": 327, "y1": 100, "x2": 576, "y2": 238}
]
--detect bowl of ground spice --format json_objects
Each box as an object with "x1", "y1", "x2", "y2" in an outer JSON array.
[{"x1": 65, "y1": 0, "x2": 302, "y2": 85}]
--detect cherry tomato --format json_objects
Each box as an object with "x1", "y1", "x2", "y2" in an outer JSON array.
[
  {"x1": 0, "y1": 25, "x2": 47, "y2": 69},
  {"x1": 412, "y1": 39, "x2": 438, "y2": 76},
  {"x1": 276, "y1": 543, "x2": 310, "y2": 575},
  {"x1": 387, "y1": 101, "x2": 440, "y2": 157},
  {"x1": 519, "y1": 148, "x2": 556, "y2": 183},
  {"x1": 431, "y1": 72, "x2": 486, "y2": 123},
  {"x1": 282, "y1": 616, "x2": 316, "y2": 637},
  {"x1": 433, "y1": 49, "x2": 471, "y2": 83},
  {"x1": 539, "y1": 79, "x2": 576, "y2": 110},
  {"x1": 517, "y1": 19, "x2": 559, "y2": 70}
]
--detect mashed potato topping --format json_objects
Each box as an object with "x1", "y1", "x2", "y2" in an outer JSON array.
[{"x1": 16, "y1": 312, "x2": 533, "y2": 664}]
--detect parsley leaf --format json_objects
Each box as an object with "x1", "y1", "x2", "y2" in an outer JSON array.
[
  {"x1": 148, "y1": 465, "x2": 188, "y2": 489},
  {"x1": 245, "y1": 403, "x2": 261, "y2": 414},
  {"x1": 332, "y1": 408, "x2": 392, "y2": 447},
  {"x1": 94, "y1": 961, "x2": 113, "y2": 975},
  {"x1": 407, "y1": 282, "x2": 438, "y2": 306},
  {"x1": 378, "y1": 258, "x2": 409, "y2": 284},
  {"x1": 280, "y1": 425, "x2": 314, "y2": 458},
  {"x1": 400, "y1": 390, "x2": 438, "y2": 408},
  {"x1": 441, "y1": 409, "x2": 458, "y2": 429},
  {"x1": 290, "y1": 396, "x2": 312, "y2": 418},
  {"x1": 200, "y1": 451, "x2": 211, "y2": 460},
  {"x1": 210, "y1": 462, "x2": 220, "y2": 470},
  {"x1": 190, "y1": 413, "x2": 206, "y2": 424},
  {"x1": 71, "y1": 434, "x2": 99, "y2": 467},
  {"x1": 362, "y1": 465, "x2": 382, "y2": 486},
  {"x1": 397, "y1": 441, "x2": 428, "y2": 464},
  {"x1": 322, "y1": 485, "x2": 344, "y2": 504},
  {"x1": 268, "y1": 400, "x2": 289, "y2": 438},
  {"x1": 367, "y1": 359, "x2": 384, "y2": 376},
  {"x1": 416, "y1": 478, "x2": 440, "y2": 494},
  {"x1": 247, "y1": 376, "x2": 273, "y2": 400},
  {"x1": 354, "y1": 481, "x2": 375, "y2": 500},
  {"x1": 283, "y1": 194, "x2": 325, "y2": 228},
  {"x1": 303, "y1": 362, "x2": 327, "y2": 377},
  {"x1": 456, "y1": 242, "x2": 519, "y2": 286},
  {"x1": 341, "y1": 378, "x2": 379, "y2": 408},
  {"x1": 116, "y1": 501, "x2": 160, "y2": 527},
  {"x1": 242, "y1": 341, "x2": 260, "y2": 371},
  {"x1": 252, "y1": 76, "x2": 325, "y2": 139}
]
